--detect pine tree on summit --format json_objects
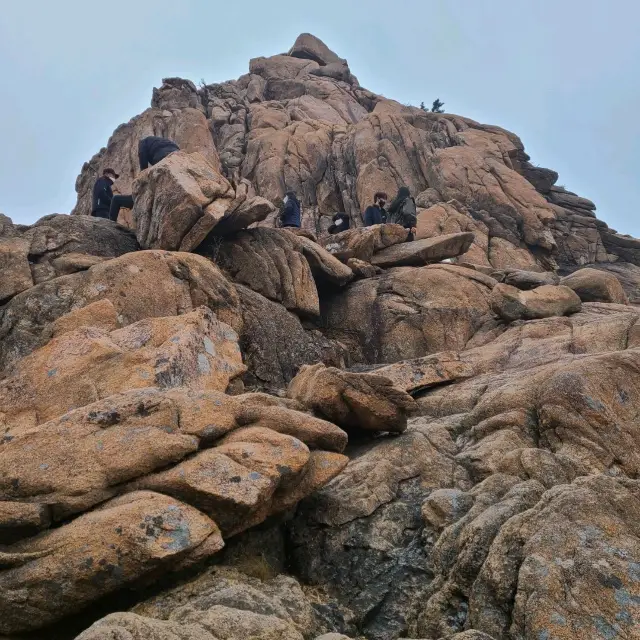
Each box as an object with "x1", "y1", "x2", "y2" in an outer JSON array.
[{"x1": 431, "y1": 98, "x2": 445, "y2": 113}]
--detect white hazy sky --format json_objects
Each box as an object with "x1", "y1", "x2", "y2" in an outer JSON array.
[{"x1": 1, "y1": 0, "x2": 639, "y2": 235}]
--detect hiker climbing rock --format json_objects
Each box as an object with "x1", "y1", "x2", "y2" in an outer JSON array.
[
  {"x1": 328, "y1": 212, "x2": 350, "y2": 234},
  {"x1": 363, "y1": 192, "x2": 388, "y2": 226},
  {"x1": 387, "y1": 186, "x2": 417, "y2": 240},
  {"x1": 280, "y1": 190, "x2": 302, "y2": 228},
  {"x1": 91, "y1": 168, "x2": 118, "y2": 220},
  {"x1": 138, "y1": 136, "x2": 180, "y2": 170}
]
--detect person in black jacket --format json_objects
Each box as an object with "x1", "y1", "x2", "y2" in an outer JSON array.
[
  {"x1": 328, "y1": 212, "x2": 350, "y2": 234},
  {"x1": 280, "y1": 190, "x2": 302, "y2": 228},
  {"x1": 138, "y1": 136, "x2": 180, "y2": 170},
  {"x1": 363, "y1": 192, "x2": 388, "y2": 226},
  {"x1": 387, "y1": 186, "x2": 418, "y2": 240},
  {"x1": 91, "y1": 168, "x2": 119, "y2": 219}
]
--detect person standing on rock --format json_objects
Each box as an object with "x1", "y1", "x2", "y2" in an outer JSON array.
[
  {"x1": 387, "y1": 186, "x2": 418, "y2": 241},
  {"x1": 138, "y1": 136, "x2": 180, "y2": 170},
  {"x1": 328, "y1": 212, "x2": 350, "y2": 234},
  {"x1": 280, "y1": 190, "x2": 302, "y2": 228},
  {"x1": 363, "y1": 192, "x2": 388, "y2": 226},
  {"x1": 91, "y1": 168, "x2": 120, "y2": 220}
]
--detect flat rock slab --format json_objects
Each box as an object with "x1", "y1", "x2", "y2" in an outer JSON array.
[
  {"x1": 376, "y1": 352, "x2": 475, "y2": 394},
  {"x1": 491, "y1": 283, "x2": 582, "y2": 322},
  {"x1": 371, "y1": 232, "x2": 475, "y2": 268}
]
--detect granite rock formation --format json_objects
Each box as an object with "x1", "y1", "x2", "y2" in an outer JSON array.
[{"x1": 0, "y1": 33, "x2": 638, "y2": 640}]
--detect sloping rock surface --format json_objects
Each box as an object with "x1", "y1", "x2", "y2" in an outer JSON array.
[{"x1": 1, "y1": 32, "x2": 640, "y2": 640}]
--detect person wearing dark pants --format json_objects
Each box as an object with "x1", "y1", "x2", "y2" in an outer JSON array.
[
  {"x1": 328, "y1": 212, "x2": 350, "y2": 234},
  {"x1": 138, "y1": 136, "x2": 180, "y2": 170},
  {"x1": 108, "y1": 195, "x2": 134, "y2": 222},
  {"x1": 91, "y1": 168, "x2": 119, "y2": 219}
]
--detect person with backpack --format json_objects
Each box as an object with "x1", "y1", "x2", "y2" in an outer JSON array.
[
  {"x1": 387, "y1": 186, "x2": 418, "y2": 241},
  {"x1": 328, "y1": 212, "x2": 350, "y2": 234},
  {"x1": 363, "y1": 192, "x2": 388, "y2": 226},
  {"x1": 280, "y1": 190, "x2": 302, "y2": 228}
]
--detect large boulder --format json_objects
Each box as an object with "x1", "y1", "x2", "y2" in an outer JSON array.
[
  {"x1": 0, "y1": 491, "x2": 223, "y2": 635},
  {"x1": 132, "y1": 151, "x2": 235, "y2": 251},
  {"x1": 582, "y1": 262, "x2": 640, "y2": 303},
  {"x1": 560, "y1": 267, "x2": 628, "y2": 304},
  {"x1": 289, "y1": 33, "x2": 345, "y2": 66},
  {"x1": 287, "y1": 363, "x2": 416, "y2": 433},
  {"x1": 500, "y1": 268, "x2": 559, "y2": 290},
  {"x1": 209, "y1": 228, "x2": 352, "y2": 318},
  {"x1": 467, "y1": 476, "x2": 640, "y2": 640},
  {"x1": 322, "y1": 264, "x2": 495, "y2": 364},
  {"x1": 322, "y1": 225, "x2": 409, "y2": 263},
  {"x1": 212, "y1": 227, "x2": 320, "y2": 317},
  {"x1": 370, "y1": 232, "x2": 475, "y2": 268},
  {"x1": 0, "y1": 307, "x2": 245, "y2": 434},
  {"x1": 490, "y1": 283, "x2": 582, "y2": 322},
  {"x1": 0, "y1": 250, "x2": 241, "y2": 375}
]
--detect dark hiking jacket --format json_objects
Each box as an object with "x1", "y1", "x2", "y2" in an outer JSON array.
[
  {"x1": 91, "y1": 176, "x2": 114, "y2": 216},
  {"x1": 138, "y1": 136, "x2": 180, "y2": 170},
  {"x1": 363, "y1": 205, "x2": 386, "y2": 226},
  {"x1": 280, "y1": 193, "x2": 302, "y2": 227}
]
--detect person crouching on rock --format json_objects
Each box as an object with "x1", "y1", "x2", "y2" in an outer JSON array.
[
  {"x1": 280, "y1": 190, "x2": 302, "y2": 228},
  {"x1": 363, "y1": 192, "x2": 388, "y2": 226},
  {"x1": 328, "y1": 212, "x2": 350, "y2": 234},
  {"x1": 138, "y1": 136, "x2": 180, "y2": 170},
  {"x1": 387, "y1": 186, "x2": 418, "y2": 241},
  {"x1": 91, "y1": 168, "x2": 119, "y2": 220}
]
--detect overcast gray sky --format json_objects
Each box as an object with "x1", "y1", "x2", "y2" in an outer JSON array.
[{"x1": 1, "y1": 0, "x2": 638, "y2": 235}]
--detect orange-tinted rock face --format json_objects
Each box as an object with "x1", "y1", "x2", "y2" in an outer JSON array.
[{"x1": 1, "y1": 33, "x2": 640, "y2": 640}]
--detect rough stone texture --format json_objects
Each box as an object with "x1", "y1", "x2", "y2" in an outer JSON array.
[
  {"x1": 287, "y1": 363, "x2": 416, "y2": 433},
  {"x1": 0, "y1": 214, "x2": 138, "y2": 303},
  {"x1": 132, "y1": 151, "x2": 235, "y2": 251},
  {"x1": 560, "y1": 266, "x2": 629, "y2": 304},
  {"x1": 237, "y1": 285, "x2": 347, "y2": 392},
  {"x1": 321, "y1": 264, "x2": 494, "y2": 364},
  {"x1": 8, "y1": 32, "x2": 640, "y2": 640},
  {"x1": 322, "y1": 225, "x2": 408, "y2": 263},
  {"x1": 370, "y1": 232, "x2": 475, "y2": 268},
  {"x1": 0, "y1": 236, "x2": 32, "y2": 303},
  {"x1": 0, "y1": 386, "x2": 347, "y2": 524},
  {"x1": 290, "y1": 298, "x2": 640, "y2": 640},
  {"x1": 0, "y1": 491, "x2": 223, "y2": 635},
  {"x1": 0, "y1": 250, "x2": 241, "y2": 375},
  {"x1": 207, "y1": 227, "x2": 351, "y2": 319},
  {"x1": 375, "y1": 352, "x2": 475, "y2": 394},
  {"x1": 500, "y1": 268, "x2": 559, "y2": 290},
  {"x1": 490, "y1": 283, "x2": 581, "y2": 322},
  {"x1": 0, "y1": 307, "x2": 244, "y2": 433},
  {"x1": 574, "y1": 261, "x2": 640, "y2": 303}
]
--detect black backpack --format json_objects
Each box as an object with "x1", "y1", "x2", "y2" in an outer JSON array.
[{"x1": 400, "y1": 197, "x2": 417, "y2": 228}]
